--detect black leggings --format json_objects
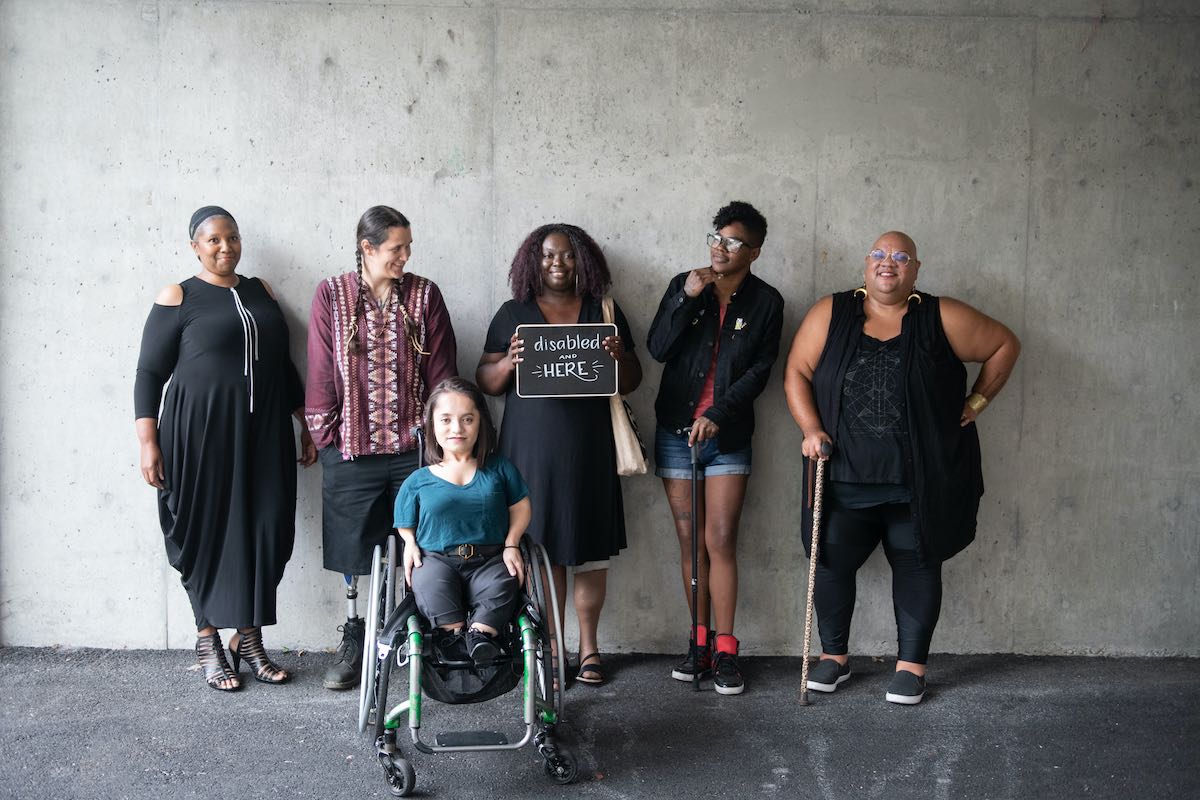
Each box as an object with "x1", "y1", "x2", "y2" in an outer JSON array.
[{"x1": 813, "y1": 502, "x2": 942, "y2": 664}]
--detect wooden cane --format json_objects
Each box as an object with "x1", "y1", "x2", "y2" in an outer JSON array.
[{"x1": 799, "y1": 442, "x2": 831, "y2": 705}]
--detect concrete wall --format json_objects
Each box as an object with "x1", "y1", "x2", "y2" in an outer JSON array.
[{"x1": 1, "y1": 0, "x2": 1196, "y2": 656}]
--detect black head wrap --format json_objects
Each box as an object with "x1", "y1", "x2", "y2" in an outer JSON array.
[{"x1": 189, "y1": 206, "x2": 236, "y2": 239}]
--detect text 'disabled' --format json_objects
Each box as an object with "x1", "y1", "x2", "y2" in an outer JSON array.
[{"x1": 515, "y1": 323, "x2": 618, "y2": 399}]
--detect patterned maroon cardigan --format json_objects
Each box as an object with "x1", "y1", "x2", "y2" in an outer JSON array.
[{"x1": 305, "y1": 271, "x2": 457, "y2": 458}]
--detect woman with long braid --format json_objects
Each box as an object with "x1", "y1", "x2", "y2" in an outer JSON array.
[{"x1": 305, "y1": 206, "x2": 458, "y2": 690}]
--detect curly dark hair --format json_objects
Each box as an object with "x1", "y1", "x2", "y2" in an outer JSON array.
[
  {"x1": 713, "y1": 201, "x2": 767, "y2": 248},
  {"x1": 507, "y1": 223, "x2": 612, "y2": 302},
  {"x1": 421, "y1": 377, "x2": 498, "y2": 468}
]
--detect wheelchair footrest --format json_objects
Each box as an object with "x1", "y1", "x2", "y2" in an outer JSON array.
[{"x1": 434, "y1": 731, "x2": 509, "y2": 747}]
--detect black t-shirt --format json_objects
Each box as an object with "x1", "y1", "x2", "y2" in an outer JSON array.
[{"x1": 829, "y1": 334, "x2": 909, "y2": 488}]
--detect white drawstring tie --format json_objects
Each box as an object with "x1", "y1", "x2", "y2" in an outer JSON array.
[{"x1": 230, "y1": 287, "x2": 259, "y2": 413}]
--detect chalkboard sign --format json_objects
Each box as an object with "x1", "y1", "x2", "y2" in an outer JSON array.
[{"x1": 515, "y1": 323, "x2": 619, "y2": 399}]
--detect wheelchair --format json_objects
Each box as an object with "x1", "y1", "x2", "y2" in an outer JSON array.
[{"x1": 355, "y1": 509, "x2": 576, "y2": 796}]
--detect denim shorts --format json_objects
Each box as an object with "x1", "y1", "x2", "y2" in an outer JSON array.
[{"x1": 653, "y1": 426, "x2": 753, "y2": 480}]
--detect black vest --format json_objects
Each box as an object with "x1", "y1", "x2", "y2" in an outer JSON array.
[{"x1": 800, "y1": 290, "x2": 984, "y2": 563}]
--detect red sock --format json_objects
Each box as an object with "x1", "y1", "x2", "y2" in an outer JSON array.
[
  {"x1": 692, "y1": 625, "x2": 709, "y2": 647},
  {"x1": 715, "y1": 633, "x2": 739, "y2": 655}
]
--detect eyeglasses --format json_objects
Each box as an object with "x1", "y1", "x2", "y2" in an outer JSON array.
[
  {"x1": 867, "y1": 249, "x2": 915, "y2": 265},
  {"x1": 707, "y1": 232, "x2": 753, "y2": 252},
  {"x1": 709, "y1": 232, "x2": 757, "y2": 253}
]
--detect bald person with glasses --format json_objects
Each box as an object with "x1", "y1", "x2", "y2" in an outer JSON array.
[{"x1": 783, "y1": 230, "x2": 1020, "y2": 704}]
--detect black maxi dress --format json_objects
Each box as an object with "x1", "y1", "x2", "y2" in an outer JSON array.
[
  {"x1": 483, "y1": 297, "x2": 632, "y2": 566},
  {"x1": 135, "y1": 276, "x2": 304, "y2": 629}
]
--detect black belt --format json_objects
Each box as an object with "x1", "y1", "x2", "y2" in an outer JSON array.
[{"x1": 438, "y1": 544, "x2": 504, "y2": 560}]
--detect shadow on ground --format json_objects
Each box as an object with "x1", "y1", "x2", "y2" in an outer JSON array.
[{"x1": 1, "y1": 649, "x2": 1196, "y2": 799}]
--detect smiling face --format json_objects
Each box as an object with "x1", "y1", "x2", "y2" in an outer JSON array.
[
  {"x1": 431, "y1": 390, "x2": 480, "y2": 460},
  {"x1": 863, "y1": 231, "x2": 920, "y2": 299},
  {"x1": 361, "y1": 225, "x2": 413, "y2": 284},
  {"x1": 540, "y1": 231, "x2": 577, "y2": 295},
  {"x1": 709, "y1": 221, "x2": 760, "y2": 279},
  {"x1": 190, "y1": 216, "x2": 242, "y2": 280}
]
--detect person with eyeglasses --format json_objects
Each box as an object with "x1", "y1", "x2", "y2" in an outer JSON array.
[
  {"x1": 646, "y1": 200, "x2": 785, "y2": 695},
  {"x1": 305, "y1": 205, "x2": 458, "y2": 691},
  {"x1": 783, "y1": 230, "x2": 1020, "y2": 704}
]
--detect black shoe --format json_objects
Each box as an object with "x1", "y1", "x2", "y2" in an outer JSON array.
[
  {"x1": 885, "y1": 670, "x2": 927, "y2": 705},
  {"x1": 670, "y1": 641, "x2": 712, "y2": 682},
  {"x1": 806, "y1": 658, "x2": 851, "y2": 693},
  {"x1": 432, "y1": 629, "x2": 470, "y2": 666},
  {"x1": 322, "y1": 618, "x2": 364, "y2": 690},
  {"x1": 712, "y1": 650, "x2": 744, "y2": 695},
  {"x1": 466, "y1": 628, "x2": 500, "y2": 667}
]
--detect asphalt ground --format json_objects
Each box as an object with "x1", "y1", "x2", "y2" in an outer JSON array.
[{"x1": 0, "y1": 648, "x2": 1196, "y2": 800}]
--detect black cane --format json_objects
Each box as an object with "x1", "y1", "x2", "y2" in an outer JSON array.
[{"x1": 688, "y1": 428, "x2": 701, "y2": 692}]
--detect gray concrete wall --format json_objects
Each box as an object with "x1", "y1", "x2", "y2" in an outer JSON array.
[{"x1": 1, "y1": 0, "x2": 1196, "y2": 656}]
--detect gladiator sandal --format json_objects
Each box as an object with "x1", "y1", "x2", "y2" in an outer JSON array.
[
  {"x1": 229, "y1": 627, "x2": 290, "y2": 684},
  {"x1": 196, "y1": 632, "x2": 241, "y2": 692}
]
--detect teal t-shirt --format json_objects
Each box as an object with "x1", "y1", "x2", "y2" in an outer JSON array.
[{"x1": 393, "y1": 454, "x2": 530, "y2": 553}]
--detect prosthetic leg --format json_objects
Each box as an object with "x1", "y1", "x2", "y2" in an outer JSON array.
[{"x1": 324, "y1": 574, "x2": 366, "y2": 690}]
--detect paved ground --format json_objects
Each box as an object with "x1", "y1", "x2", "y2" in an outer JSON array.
[{"x1": 0, "y1": 648, "x2": 1196, "y2": 800}]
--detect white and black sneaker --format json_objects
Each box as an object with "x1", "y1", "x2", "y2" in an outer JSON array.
[
  {"x1": 670, "y1": 642, "x2": 712, "y2": 682},
  {"x1": 885, "y1": 670, "x2": 926, "y2": 705},
  {"x1": 806, "y1": 658, "x2": 851, "y2": 692},
  {"x1": 712, "y1": 650, "x2": 745, "y2": 695}
]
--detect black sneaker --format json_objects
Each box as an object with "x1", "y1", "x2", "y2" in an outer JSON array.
[
  {"x1": 712, "y1": 650, "x2": 744, "y2": 695},
  {"x1": 670, "y1": 642, "x2": 712, "y2": 682},
  {"x1": 432, "y1": 629, "x2": 470, "y2": 666},
  {"x1": 885, "y1": 670, "x2": 927, "y2": 705},
  {"x1": 806, "y1": 658, "x2": 851, "y2": 693},
  {"x1": 322, "y1": 618, "x2": 365, "y2": 690},
  {"x1": 466, "y1": 629, "x2": 500, "y2": 667}
]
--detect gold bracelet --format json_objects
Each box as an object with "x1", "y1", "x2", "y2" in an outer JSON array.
[{"x1": 965, "y1": 393, "x2": 989, "y2": 414}]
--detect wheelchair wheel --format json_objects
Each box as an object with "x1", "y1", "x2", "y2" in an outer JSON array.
[
  {"x1": 543, "y1": 751, "x2": 578, "y2": 785},
  {"x1": 358, "y1": 535, "x2": 399, "y2": 733},
  {"x1": 384, "y1": 756, "x2": 416, "y2": 797},
  {"x1": 521, "y1": 538, "x2": 565, "y2": 715}
]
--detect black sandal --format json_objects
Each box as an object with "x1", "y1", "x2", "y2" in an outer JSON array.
[
  {"x1": 575, "y1": 652, "x2": 605, "y2": 686},
  {"x1": 229, "y1": 628, "x2": 290, "y2": 684},
  {"x1": 196, "y1": 632, "x2": 241, "y2": 692}
]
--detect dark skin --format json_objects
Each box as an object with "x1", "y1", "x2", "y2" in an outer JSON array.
[
  {"x1": 661, "y1": 221, "x2": 761, "y2": 639},
  {"x1": 476, "y1": 230, "x2": 643, "y2": 676},
  {"x1": 135, "y1": 217, "x2": 316, "y2": 686}
]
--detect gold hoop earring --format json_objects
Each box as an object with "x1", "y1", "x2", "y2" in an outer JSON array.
[
  {"x1": 907, "y1": 285, "x2": 922, "y2": 304},
  {"x1": 853, "y1": 286, "x2": 867, "y2": 299}
]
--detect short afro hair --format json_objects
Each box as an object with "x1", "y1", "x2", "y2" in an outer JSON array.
[{"x1": 712, "y1": 201, "x2": 767, "y2": 248}]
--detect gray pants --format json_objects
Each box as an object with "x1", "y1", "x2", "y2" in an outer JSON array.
[{"x1": 410, "y1": 552, "x2": 520, "y2": 632}]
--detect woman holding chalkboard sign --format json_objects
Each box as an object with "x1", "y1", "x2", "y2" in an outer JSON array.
[{"x1": 477, "y1": 224, "x2": 643, "y2": 687}]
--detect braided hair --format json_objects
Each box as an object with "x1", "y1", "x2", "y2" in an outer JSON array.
[
  {"x1": 508, "y1": 223, "x2": 611, "y2": 303},
  {"x1": 347, "y1": 206, "x2": 414, "y2": 356}
]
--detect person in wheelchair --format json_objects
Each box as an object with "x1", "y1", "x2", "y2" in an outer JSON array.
[{"x1": 394, "y1": 377, "x2": 532, "y2": 669}]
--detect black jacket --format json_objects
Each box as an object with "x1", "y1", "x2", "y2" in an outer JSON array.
[
  {"x1": 800, "y1": 290, "x2": 984, "y2": 563},
  {"x1": 646, "y1": 271, "x2": 785, "y2": 451}
]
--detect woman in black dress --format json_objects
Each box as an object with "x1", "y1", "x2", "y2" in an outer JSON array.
[
  {"x1": 477, "y1": 224, "x2": 642, "y2": 686},
  {"x1": 135, "y1": 206, "x2": 317, "y2": 691}
]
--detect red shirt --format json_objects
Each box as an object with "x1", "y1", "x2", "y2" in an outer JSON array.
[
  {"x1": 305, "y1": 271, "x2": 457, "y2": 458},
  {"x1": 693, "y1": 303, "x2": 728, "y2": 420}
]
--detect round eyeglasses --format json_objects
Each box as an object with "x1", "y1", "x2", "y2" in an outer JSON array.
[{"x1": 867, "y1": 249, "x2": 914, "y2": 265}]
